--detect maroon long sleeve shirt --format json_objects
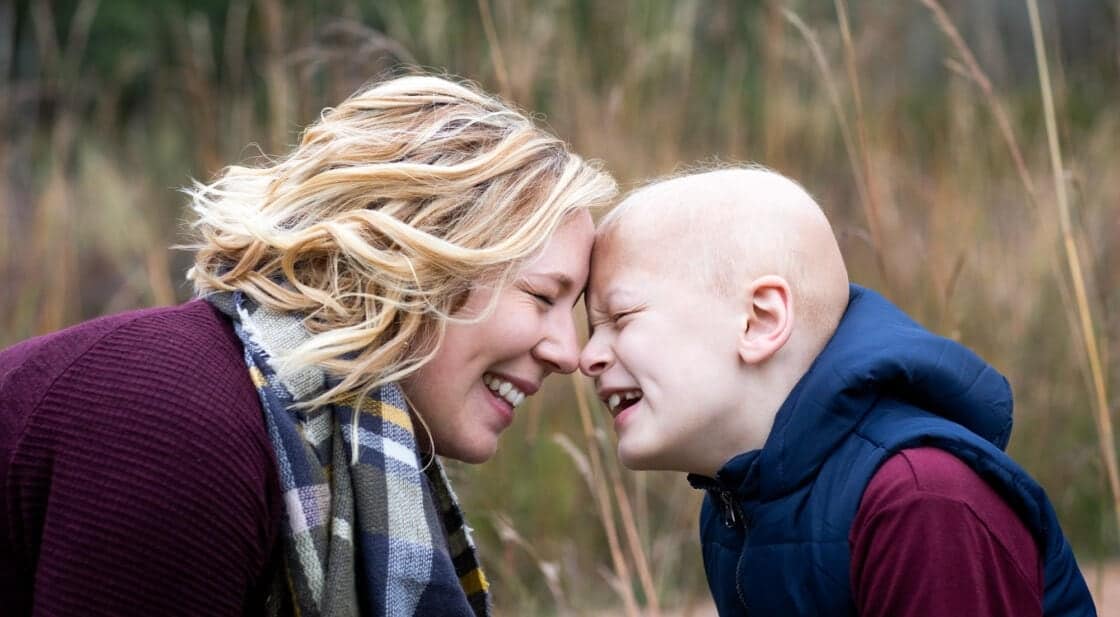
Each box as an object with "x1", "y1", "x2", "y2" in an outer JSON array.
[
  {"x1": 1, "y1": 300, "x2": 284, "y2": 616},
  {"x1": 850, "y1": 447, "x2": 1043, "y2": 617}
]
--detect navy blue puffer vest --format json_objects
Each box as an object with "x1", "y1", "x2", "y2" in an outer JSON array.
[{"x1": 689, "y1": 285, "x2": 1094, "y2": 616}]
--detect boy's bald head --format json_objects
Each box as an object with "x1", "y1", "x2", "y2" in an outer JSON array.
[
  {"x1": 581, "y1": 167, "x2": 850, "y2": 473},
  {"x1": 596, "y1": 167, "x2": 850, "y2": 342}
]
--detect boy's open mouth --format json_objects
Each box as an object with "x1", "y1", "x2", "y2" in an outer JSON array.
[{"x1": 607, "y1": 390, "x2": 643, "y2": 416}]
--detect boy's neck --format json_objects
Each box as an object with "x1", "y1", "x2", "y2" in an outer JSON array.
[{"x1": 691, "y1": 355, "x2": 813, "y2": 478}]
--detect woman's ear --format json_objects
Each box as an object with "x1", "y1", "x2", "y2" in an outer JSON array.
[{"x1": 738, "y1": 275, "x2": 794, "y2": 365}]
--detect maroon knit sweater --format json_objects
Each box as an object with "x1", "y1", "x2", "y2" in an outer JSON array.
[{"x1": 0, "y1": 300, "x2": 284, "y2": 616}]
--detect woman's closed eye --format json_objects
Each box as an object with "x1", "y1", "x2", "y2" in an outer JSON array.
[
  {"x1": 531, "y1": 291, "x2": 556, "y2": 307},
  {"x1": 521, "y1": 283, "x2": 557, "y2": 307}
]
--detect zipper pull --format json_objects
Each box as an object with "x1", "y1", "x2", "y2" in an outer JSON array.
[{"x1": 719, "y1": 490, "x2": 740, "y2": 528}]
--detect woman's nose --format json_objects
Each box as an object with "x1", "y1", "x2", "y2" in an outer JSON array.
[{"x1": 533, "y1": 313, "x2": 581, "y2": 374}]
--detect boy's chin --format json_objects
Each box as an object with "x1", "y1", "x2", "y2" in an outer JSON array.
[{"x1": 617, "y1": 445, "x2": 682, "y2": 473}]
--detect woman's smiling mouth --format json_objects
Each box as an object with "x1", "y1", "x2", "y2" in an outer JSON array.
[{"x1": 484, "y1": 373, "x2": 529, "y2": 407}]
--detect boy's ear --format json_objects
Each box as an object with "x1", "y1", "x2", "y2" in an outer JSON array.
[{"x1": 738, "y1": 275, "x2": 794, "y2": 365}]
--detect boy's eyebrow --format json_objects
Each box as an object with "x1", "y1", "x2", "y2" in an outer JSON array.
[
  {"x1": 586, "y1": 286, "x2": 631, "y2": 317},
  {"x1": 584, "y1": 289, "x2": 609, "y2": 318}
]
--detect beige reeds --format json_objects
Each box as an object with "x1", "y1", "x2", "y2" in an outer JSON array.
[
  {"x1": 833, "y1": 0, "x2": 888, "y2": 290},
  {"x1": 24, "y1": 0, "x2": 99, "y2": 334},
  {"x1": 170, "y1": 11, "x2": 222, "y2": 174},
  {"x1": 782, "y1": 8, "x2": 883, "y2": 277},
  {"x1": 222, "y1": 0, "x2": 252, "y2": 159},
  {"x1": 0, "y1": 0, "x2": 13, "y2": 297},
  {"x1": 917, "y1": 0, "x2": 1084, "y2": 385},
  {"x1": 477, "y1": 0, "x2": 512, "y2": 101},
  {"x1": 918, "y1": 0, "x2": 1038, "y2": 206},
  {"x1": 761, "y1": 0, "x2": 787, "y2": 163},
  {"x1": 570, "y1": 373, "x2": 641, "y2": 617},
  {"x1": 491, "y1": 513, "x2": 569, "y2": 615},
  {"x1": 605, "y1": 443, "x2": 661, "y2": 616},
  {"x1": 920, "y1": 0, "x2": 1120, "y2": 548},
  {"x1": 259, "y1": 0, "x2": 291, "y2": 154},
  {"x1": 146, "y1": 248, "x2": 177, "y2": 306},
  {"x1": 1026, "y1": 0, "x2": 1120, "y2": 543}
]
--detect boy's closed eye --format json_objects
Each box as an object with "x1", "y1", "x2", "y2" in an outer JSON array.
[
  {"x1": 609, "y1": 309, "x2": 637, "y2": 324},
  {"x1": 589, "y1": 305, "x2": 643, "y2": 330}
]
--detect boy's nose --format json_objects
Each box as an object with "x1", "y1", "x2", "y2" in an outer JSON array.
[{"x1": 578, "y1": 335, "x2": 612, "y2": 377}]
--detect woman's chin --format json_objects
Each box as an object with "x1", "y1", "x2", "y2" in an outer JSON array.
[{"x1": 434, "y1": 437, "x2": 499, "y2": 465}]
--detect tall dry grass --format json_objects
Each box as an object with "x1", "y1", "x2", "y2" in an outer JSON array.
[{"x1": 2, "y1": 0, "x2": 1118, "y2": 613}]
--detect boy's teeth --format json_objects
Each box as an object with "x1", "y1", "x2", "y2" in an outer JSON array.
[
  {"x1": 608, "y1": 390, "x2": 643, "y2": 412},
  {"x1": 484, "y1": 373, "x2": 527, "y2": 407}
]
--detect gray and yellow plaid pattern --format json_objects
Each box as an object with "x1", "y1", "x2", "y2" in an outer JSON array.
[{"x1": 210, "y1": 291, "x2": 490, "y2": 617}]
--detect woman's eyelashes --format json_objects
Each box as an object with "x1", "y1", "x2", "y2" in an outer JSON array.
[
  {"x1": 522, "y1": 284, "x2": 557, "y2": 307},
  {"x1": 532, "y1": 292, "x2": 556, "y2": 306}
]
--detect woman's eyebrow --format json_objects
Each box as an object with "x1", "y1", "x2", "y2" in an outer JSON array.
[{"x1": 528, "y1": 271, "x2": 575, "y2": 292}]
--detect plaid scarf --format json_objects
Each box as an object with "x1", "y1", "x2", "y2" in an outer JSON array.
[{"x1": 209, "y1": 292, "x2": 491, "y2": 617}]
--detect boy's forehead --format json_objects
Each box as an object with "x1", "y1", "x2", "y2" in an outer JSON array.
[
  {"x1": 588, "y1": 231, "x2": 635, "y2": 286},
  {"x1": 595, "y1": 196, "x2": 696, "y2": 259},
  {"x1": 588, "y1": 223, "x2": 684, "y2": 301},
  {"x1": 592, "y1": 224, "x2": 659, "y2": 274}
]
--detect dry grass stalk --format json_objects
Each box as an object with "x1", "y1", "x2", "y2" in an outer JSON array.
[
  {"x1": 919, "y1": 0, "x2": 1039, "y2": 206},
  {"x1": 146, "y1": 248, "x2": 177, "y2": 306},
  {"x1": 0, "y1": 0, "x2": 12, "y2": 283},
  {"x1": 1026, "y1": 0, "x2": 1120, "y2": 543},
  {"x1": 919, "y1": 0, "x2": 1083, "y2": 375},
  {"x1": 477, "y1": 0, "x2": 512, "y2": 101},
  {"x1": 259, "y1": 0, "x2": 291, "y2": 153},
  {"x1": 491, "y1": 513, "x2": 569, "y2": 615},
  {"x1": 761, "y1": 0, "x2": 787, "y2": 163},
  {"x1": 781, "y1": 9, "x2": 880, "y2": 271},
  {"x1": 833, "y1": 0, "x2": 889, "y2": 289},
  {"x1": 24, "y1": 0, "x2": 99, "y2": 335},
  {"x1": 605, "y1": 447, "x2": 661, "y2": 615},
  {"x1": 921, "y1": 0, "x2": 1116, "y2": 556},
  {"x1": 571, "y1": 374, "x2": 641, "y2": 617}
]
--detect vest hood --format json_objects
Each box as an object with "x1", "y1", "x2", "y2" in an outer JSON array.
[{"x1": 713, "y1": 284, "x2": 1013, "y2": 500}]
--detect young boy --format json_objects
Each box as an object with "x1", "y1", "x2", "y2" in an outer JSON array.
[{"x1": 578, "y1": 167, "x2": 1095, "y2": 616}]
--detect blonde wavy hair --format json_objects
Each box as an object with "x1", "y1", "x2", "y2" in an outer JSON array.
[{"x1": 186, "y1": 74, "x2": 617, "y2": 407}]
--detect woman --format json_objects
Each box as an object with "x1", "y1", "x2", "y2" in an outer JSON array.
[{"x1": 0, "y1": 75, "x2": 616, "y2": 616}]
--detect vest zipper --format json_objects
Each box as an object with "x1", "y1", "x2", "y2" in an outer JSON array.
[
  {"x1": 718, "y1": 489, "x2": 750, "y2": 612},
  {"x1": 719, "y1": 490, "x2": 741, "y2": 528}
]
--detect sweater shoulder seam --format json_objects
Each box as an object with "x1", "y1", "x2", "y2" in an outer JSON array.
[{"x1": 7, "y1": 307, "x2": 190, "y2": 470}]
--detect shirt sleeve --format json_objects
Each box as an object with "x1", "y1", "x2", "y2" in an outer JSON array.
[{"x1": 849, "y1": 447, "x2": 1042, "y2": 617}]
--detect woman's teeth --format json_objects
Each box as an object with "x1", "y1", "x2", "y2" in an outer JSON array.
[
  {"x1": 608, "y1": 390, "x2": 642, "y2": 413},
  {"x1": 484, "y1": 374, "x2": 527, "y2": 407}
]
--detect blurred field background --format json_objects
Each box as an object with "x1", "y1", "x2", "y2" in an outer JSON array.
[{"x1": 2, "y1": 0, "x2": 1119, "y2": 614}]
